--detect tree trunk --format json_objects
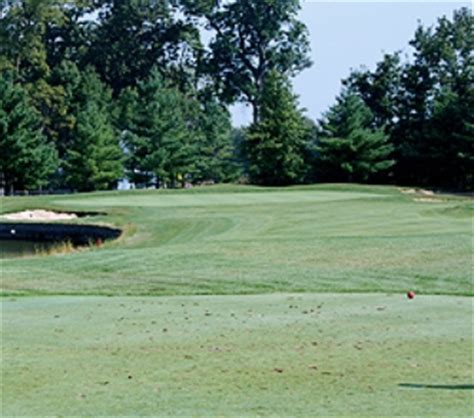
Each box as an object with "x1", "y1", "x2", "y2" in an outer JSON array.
[{"x1": 252, "y1": 101, "x2": 260, "y2": 125}]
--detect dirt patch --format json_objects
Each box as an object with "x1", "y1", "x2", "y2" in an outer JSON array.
[{"x1": 1, "y1": 210, "x2": 78, "y2": 221}]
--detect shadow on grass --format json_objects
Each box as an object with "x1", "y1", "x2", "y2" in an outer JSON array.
[{"x1": 399, "y1": 383, "x2": 474, "y2": 390}]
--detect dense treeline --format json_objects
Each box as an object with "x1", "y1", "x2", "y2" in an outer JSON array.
[
  {"x1": 0, "y1": 1, "x2": 472, "y2": 193},
  {"x1": 343, "y1": 8, "x2": 473, "y2": 190}
]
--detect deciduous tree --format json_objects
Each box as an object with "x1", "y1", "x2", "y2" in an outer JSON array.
[{"x1": 185, "y1": 0, "x2": 311, "y2": 123}]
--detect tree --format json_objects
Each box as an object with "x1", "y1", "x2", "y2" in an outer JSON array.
[
  {"x1": 44, "y1": 0, "x2": 97, "y2": 69},
  {"x1": 0, "y1": 0, "x2": 65, "y2": 80},
  {"x1": 0, "y1": 0, "x2": 82, "y2": 167},
  {"x1": 64, "y1": 101, "x2": 123, "y2": 191},
  {"x1": 120, "y1": 70, "x2": 195, "y2": 187},
  {"x1": 244, "y1": 70, "x2": 310, "y2": 185},
  {"x1": 405, "y1": 7, "x2": 473, "y2": 189},
  {"x1": 425, "y1": 87, "x2": 474, "y2": 190},
  {"x1": 185, "y1": 0, "x2": 311, "y2": 123},
  {"x1": 192, "y1": 97, "x2": 241, "y2": 183},
  {"x1": 344, "y1": 53, "x2": 402, "y2": 130},
  {"x1": 0, "y1": 72, "x2": 58, "y2": 194},
  {"x1": 346, "y1": 7, "x2": 473, "y2": 189},
  {"x1": 316, "y1": 92, "x2": 394, "y2": 183},
  {"x1": 60, "y1": 67, "x2": 123, "y2": 191},
  {"x1": 86, "y1": 0, "x2": 201, "y2": 95}
]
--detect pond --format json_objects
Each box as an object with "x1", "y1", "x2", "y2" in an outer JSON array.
[
  {"x1": 0, "y1": 223, "x2": 122, "y2": 259},
  {"x1": 0, "y1": 239, "x2": 60, "y2": 259}
]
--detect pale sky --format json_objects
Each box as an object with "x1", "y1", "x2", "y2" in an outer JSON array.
[{"x1": 231, "y1": 1, "x2": 471, "y2": 127}]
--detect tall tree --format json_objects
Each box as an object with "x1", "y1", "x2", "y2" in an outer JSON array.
[
  {"x1": 0, "y1": 0, "x2": 65, "y2": 79},
  {"x1": 86, "y1": 0, "x2": 201, "y2": 95},
  {"x1": 0, "y1": 0, "x2": 76, "y2": 158},
  {"x1": 120, "y1": 70, "x2": 195, "y2": 187},
  {"x1": 346, "y1": 7, "x2": 473, "y2": 189},
  {"x1": 184, "y1": 0, "x2": 311, "y2": 123},
  {"x1": 61, "y1": 67, "x2": 123, "y2": 191},
  {"x1": 44, "y1": 0, "x2": 96, "y2": 69},
  {"x1": 404, "y1": 7, "x2": 473, "y2": 189},
  {"x1": 0, "y1": 71, "x2": 58, "y2": 194},
  {"x1": 244, "y1": 70, "x2": 310, "y2": 185},
  {"x1": 64, "y1": 101, "x2": 123, "y2": 191},
  {"x1": 192, "y1": 97, "x2": 241, "y2": 183},
  {"x1": 316, "y1": 92, "x2": 394, "y2": 183},
  {"x1": 344, "y1": 53, "x2": 403, "y2": 130}
]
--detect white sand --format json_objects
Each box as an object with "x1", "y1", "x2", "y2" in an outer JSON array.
[
  {"x1": 1, "y1": 210, "x2": 78, "y2": 221},
  {"x1": 399, "y1": 188, "x2": 435, "y2": 195},
  {"x1": 413, "y1": 198, "x2": 444, "y2": 203}
]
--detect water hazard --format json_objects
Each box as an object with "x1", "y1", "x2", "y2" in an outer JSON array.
[
  {"x1": 0, "y1": 223, "x2": 121, "y2": 259},
  {"x1": 0, "y1": 239, "x2": 59, "y2": 259}
]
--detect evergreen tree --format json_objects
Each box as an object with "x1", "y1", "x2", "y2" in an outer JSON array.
[
  {"x1": 0, "y1": 72, "x2": 58, "y2": 194},
  {"x1": 316, "y1": 92, "x2": 394, "y2": 183},
  {"x1": 61, "y1": 68, "x2": 123, "y2": 191},
  {"x1": 64, "y1": 101, "x2": 123, "y2": 191},
  {"x1": 244, "y1": 70, "x2": 310, "y2": 186},
  {"x1": 193, "y1": 97, "x2": 241, "y2": 183},
  {"x1": 47, "y1": 60, "x2": 82, "y2": 156},
  {"x1": 121, "y1": 70, "x2": 195, "y2": 187}
]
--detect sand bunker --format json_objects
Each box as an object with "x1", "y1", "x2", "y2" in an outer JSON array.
[
  {"x1": 1, "y1": 210, "x2": 78, "y2": 221},
  {"x1": 414, "y1": 198, "x2": 444, "y2": 203},
  {"x1": 399, "y1": 188, "x2": 435, "y2": 196},
  {"x1": 399, "y1": 188, "x2": 417, "y2": 194}
]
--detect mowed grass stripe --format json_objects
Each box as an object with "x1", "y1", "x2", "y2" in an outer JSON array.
[{"x1": 1, "y1": 185, "x2": 472, "y2": 296}]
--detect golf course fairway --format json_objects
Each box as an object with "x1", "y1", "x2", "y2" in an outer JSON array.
[{"x1": 1, "y1": 185, "x2": 473, "y2": 416}]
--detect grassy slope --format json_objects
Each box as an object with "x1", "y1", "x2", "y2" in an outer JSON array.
[
  {"x1": 1, "y1": 184, "x2": 472, "y2": 296},
  {"x1": 2, "y1": 294, "x2": 472, "y2": 416}
]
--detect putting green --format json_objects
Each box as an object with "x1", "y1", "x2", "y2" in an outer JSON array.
[
  {"x1": 53, "y1": 190, "x2": 387, "y2": 208},
  {"x1": 2, "y1": 293, "x2": 472, "y2": 416}
]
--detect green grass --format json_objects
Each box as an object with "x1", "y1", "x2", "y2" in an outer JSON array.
[
  {"x1": 1, "y1": 184, "x2": 473, "y2": 416},
  {"x1": 2, "y1": 294, "x2": 473, "y2": 417},
  {"x1": 1, "y1": 184, "x2": 472, "y2": 297}
]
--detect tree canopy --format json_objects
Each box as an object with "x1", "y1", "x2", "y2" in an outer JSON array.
[
  {"x1": 0, "y1": 2, "x2": 472, "y2": 193},
  {"x1": 185, "y1": 0, "x2": 311, "y2": 123},
  {"x1": 346, "y1": 7, "x2": 473, "y2": 189}
]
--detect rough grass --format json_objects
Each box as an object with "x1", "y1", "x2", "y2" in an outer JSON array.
[
  {"x1": 2, "y1": 294, "x2": 472, "y2": 417},
  {"x1": 1, "y1": 184, "x2": 472, "y2": 296}
]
